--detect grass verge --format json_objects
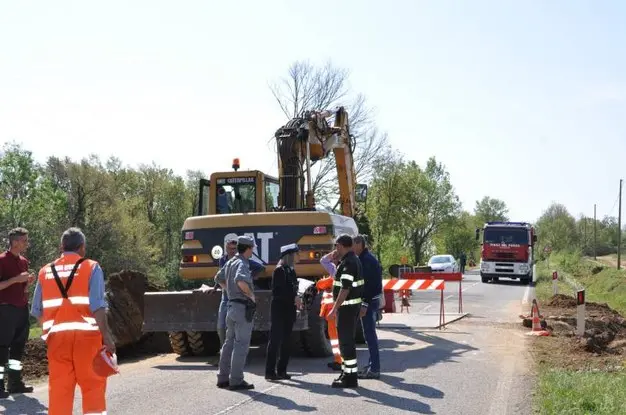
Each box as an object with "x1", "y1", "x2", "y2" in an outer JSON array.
[
  {"x1": 531, "y1": 251, "x2": 626, "y2": 415},
  {"x1": 537, "y1": 369, "x2": 626, "y2": 414}
]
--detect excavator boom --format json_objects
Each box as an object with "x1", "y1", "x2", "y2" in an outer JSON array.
[{"x1": 274, "y1": 106, "x2": 359, "y2": 217}]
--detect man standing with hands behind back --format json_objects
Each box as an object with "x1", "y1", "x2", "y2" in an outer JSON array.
[{"x1": 0, "y1": 227, "x2": 35, "y2": 399}]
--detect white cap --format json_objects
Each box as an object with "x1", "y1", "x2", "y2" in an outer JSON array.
[{"x1": 280, "y1": 243, "x2": 299, "y2": 257}]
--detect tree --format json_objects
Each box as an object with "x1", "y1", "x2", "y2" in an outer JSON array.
[
  {"x1": 366, "y1": 152, "x2": 407, "y2": 262},
  {"x1": 367, "y1": 155, "x2": 460, "y2": 265},
  {"x1": 535, "y1": 203, "x2": 579, "y2": 253},
  {"x1": 401, "y1": 158, "x2": 461, "y2": 264},
  {"x1": 433, "y1": 211, "x2": 479, "y2": 259},
  {"x1": 474, "y1": 196, "x2": 509, "y2": 224},
  {"x1": 269, "y1": 60, "x2": 392, "y2": 207}
]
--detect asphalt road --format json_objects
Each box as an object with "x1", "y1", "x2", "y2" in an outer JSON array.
[{"x1": 2, "y1": 272, "x2": 535, "y2": 415}]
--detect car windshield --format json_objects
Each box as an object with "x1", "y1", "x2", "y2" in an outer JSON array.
[
  {"x1": 430, "y1": 256, "x2": 451, "y2": 264},
  {"x1": 484, "y1": 228, "x2": 529, "y2": 245}
]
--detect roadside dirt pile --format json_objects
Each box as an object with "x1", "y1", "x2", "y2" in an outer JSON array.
[
  {"x1": 106, "y1": 270, "x2": 163, "y2": 348},
  {"x1": 22, "y1": 339, "x2": 48, "y2": 380},
  {"x1": 543, "y1": 294, "x2": 626, "y2": 356},
  {"x1": 106, "y1": 270, "x2": 172, "y2": 358}
]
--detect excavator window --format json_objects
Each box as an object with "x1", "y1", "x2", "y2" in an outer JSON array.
[
  {"x1": 265, "y1": 179, "x2": 279, "y2": 211},
  {"x1": 215, "y1": 177, "x2": 256, "y2": 214}
]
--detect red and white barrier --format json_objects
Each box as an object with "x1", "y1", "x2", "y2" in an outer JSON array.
[
  {"x1": 382, "y1": 279, "x2": 445, "y2": 291},
  {"x1": 381, "y1": 278, "x2": 447, "y2": 327},
  {"x1": 401, "y1": 272, "x2": 464, "y2": 313}
]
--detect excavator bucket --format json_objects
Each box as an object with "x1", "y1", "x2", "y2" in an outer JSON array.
[
  {"x1": 142, "y1": 289, "x2": 276, "y2": 333},
  {"x1": 142, "y1": 279, "x2": 317, "y2": 334}
]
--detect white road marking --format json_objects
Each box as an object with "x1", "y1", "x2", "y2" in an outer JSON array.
[
  {"x1": 423, "y1": 281, "x2": 479, "y2": 310},
  {"x1": 521, "y1": 285, "x2": 536, "y2": 305},
  {"x1": 213, "y1": 383, "x2": 283, "y2": 415}
]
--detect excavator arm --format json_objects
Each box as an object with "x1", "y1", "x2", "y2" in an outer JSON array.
[{"x1": 274, "y1": 106, "x2": 358, "y2": 217}]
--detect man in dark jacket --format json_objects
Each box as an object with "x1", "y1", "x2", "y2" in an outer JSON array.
[{"x1": 353, "y1": 235, "x2": 382, "y2": 379}]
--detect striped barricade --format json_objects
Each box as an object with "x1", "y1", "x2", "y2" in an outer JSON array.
[
  {"x1": 401, "y1": 272, "x2": 464, "y2": 313},
  {"x1": 382, "y1": 278, "x2": 447, "y2": 327}
]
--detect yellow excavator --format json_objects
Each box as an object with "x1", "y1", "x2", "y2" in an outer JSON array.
[{"x1": 142, "y1": 106, "x2": 367, "y2": 357}]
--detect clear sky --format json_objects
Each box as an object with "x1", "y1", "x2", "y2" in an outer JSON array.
[{"x1": 1, "y1": 1, "x2": 624, "y2": 223}]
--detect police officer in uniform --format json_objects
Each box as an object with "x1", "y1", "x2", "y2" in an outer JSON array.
[
  {"x1": 216, "y1": 235, "x2": 257, "y2": 391},
  {"x1": 326, "y1": 234, "x2": 364, "y2": 388},
  {"x1": 265, "y1": 243, "x2": 302, "y2": 381}
]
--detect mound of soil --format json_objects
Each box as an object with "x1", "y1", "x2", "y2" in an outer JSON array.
[
  {"x1": 22, "y1": 339, "x2": 48, "y2": 381},
  {"x1": 547, "y1": 294, "x2": 577, "y2": 308},
  {"x1": 105, "y1": 270, "x2": 165, "y2": 349},
  {"x1": 543, "y1": 294, "x2": 626, "y2": 356}
]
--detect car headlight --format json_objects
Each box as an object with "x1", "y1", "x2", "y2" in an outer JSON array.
[
  {"x1": 519, "y1": 264, "x2": 529, "y2": 273},
  {"x1": 481, "y1": 262, "x2": 489, "y2": 271},
  {"x1": 211, "y1": 245, "x2": 223, "y2": 260}
]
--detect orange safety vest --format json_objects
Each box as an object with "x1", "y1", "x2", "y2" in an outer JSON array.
[
  {"x1": 316, "y1": 276, "x2": 335, "y2": 318},
  {"x1": 38, "y1": 253, "x2": 100, "y2": 342}
]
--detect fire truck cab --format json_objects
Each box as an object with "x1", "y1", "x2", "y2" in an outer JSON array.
[{"x1": 475, "y1": 221, "x2": 537, "y2": 284}]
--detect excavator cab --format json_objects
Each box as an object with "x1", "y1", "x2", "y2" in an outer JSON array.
[{"x1": 195, "y1": 163, "x2": 280, "y2": 217}]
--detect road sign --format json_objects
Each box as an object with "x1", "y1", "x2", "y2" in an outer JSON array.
[{"x1": 552, "y1": 271, "x2": 558, "y2": 280}]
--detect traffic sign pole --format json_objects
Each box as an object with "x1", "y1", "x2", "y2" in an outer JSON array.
[{"x1": 552, "y1": 271, "x2": 558, "y2": 295}]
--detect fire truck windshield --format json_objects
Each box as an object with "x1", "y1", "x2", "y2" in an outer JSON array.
[{"x1": 484, "y1": 228, "x2": 529, "y2": 245}]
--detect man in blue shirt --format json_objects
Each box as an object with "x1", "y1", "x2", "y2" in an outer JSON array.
[
  {"x1": 353, "y1": 235, "x2": 383, "y2": 379},
  {"x1": 213, "y1": 238, "x2": 264, "y2": 347}
]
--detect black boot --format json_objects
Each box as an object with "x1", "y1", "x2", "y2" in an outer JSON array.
[
  {"x1": 331, "y1": 373, "x2": 358, "y2": 388},
  {"x1": 7, "y1": 369, "x2": 33, "y2": 394},
  {"x1": 0, "y1": 374, "x2": 8, "y2": 399}
]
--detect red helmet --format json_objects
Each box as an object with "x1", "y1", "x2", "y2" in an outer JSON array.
[{"x1": 93, "y1": 347, "x2": 120, "y2": 378}]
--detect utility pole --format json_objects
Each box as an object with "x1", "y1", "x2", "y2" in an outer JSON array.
[
  {"x1": 594, "y1": 204, "x2": 597, "y2": 260},
  {"x1": 618, "y1": 179, "x2": 623, "y2": 270}
]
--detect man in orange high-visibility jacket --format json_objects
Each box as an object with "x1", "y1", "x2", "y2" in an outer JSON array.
[
  {"x1": 30, "y1": 227, "x2": 116, "y2": 415},
  {"x1": 318, "y1": 251, "x2": 342, "y2": 371}
]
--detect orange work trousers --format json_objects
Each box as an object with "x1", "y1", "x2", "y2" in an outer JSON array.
[
  {"x1": 47, "y1": 330, "x2": 107, "y2": 415},
  {"x1": 326, "y1": 316, "x2": 342, "y2": 364}
]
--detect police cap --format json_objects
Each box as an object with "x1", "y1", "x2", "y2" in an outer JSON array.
[
  {"x1": 237, "y1": 235, "x2": 256, "y2": 248},
  {"x1": 280, "y1": 243, "x2": 299, "y2": 257}
]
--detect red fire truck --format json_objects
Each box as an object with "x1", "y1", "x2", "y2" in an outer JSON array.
[{"x1": 475, "y1": 221, "x2": 537, "y2": 284}]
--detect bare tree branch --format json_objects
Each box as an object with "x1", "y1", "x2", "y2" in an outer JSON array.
[{"x1": 269, "y1": 60, "x2": 391, "y2": 209}]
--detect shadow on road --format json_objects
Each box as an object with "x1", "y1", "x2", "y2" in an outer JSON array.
[
  {"x1": 249, "y1": 392, "x2": 317, "y2": 412},
  {"x1": 0, "y1": 394, "x2": 49, "y2": 414},
  {"x1": 288, "y1": 377, "x2": 436, "y2": 414}
]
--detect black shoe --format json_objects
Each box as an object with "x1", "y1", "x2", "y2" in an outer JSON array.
[
  {"x1": 217, "y1": 381, "x2": 229, "y2": 388},
  {"x1": 327, "y1": 362, "x2": 342, "y2": 371},
  {"x1": 331, "y1": 374, "x2": 358, "y2": 388},
  {"x1": 0, "y1": 390, "x2": 8, "y2": 399},
  {"x1": 265, "y1": 373, "x2": 280, "y2": 381},
  {"x1": 8, "y1": 383, "x2": 34, "y2": 394},
  {"x1": 229, "y1": 380, "x2": 254, "y2": 391},
  {"x1": 277, "y1": 373, "x2": 291, "y2": 380}
]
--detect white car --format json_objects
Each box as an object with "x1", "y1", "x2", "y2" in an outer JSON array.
[{"x1": 427, "y1": 254, "x2": 459, "y2": 273}]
